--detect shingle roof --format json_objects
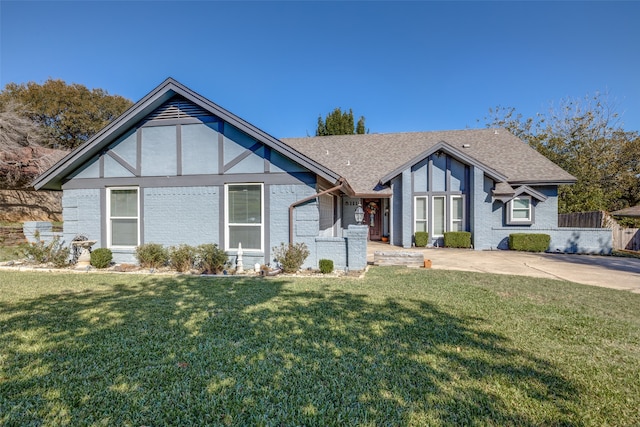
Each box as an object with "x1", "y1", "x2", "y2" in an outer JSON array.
[
  {"x1": 282, "y1": 129, "x2": 576, "y2": 195},
  {"x1": 611, "y1": 205, "x2": 640, "y2": 217}
]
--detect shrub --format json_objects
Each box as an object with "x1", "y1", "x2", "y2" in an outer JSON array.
[
  {"x1": 444, "y1": 231, "x2": 472, "y2": 248},
  {"x1": 90, "y1": 248, "x2": 113, "y2": 269},
  {"x1": 169, "y1": 244, "x2": 197, "y2": 272},
  {"x1": 319, "y1": 259, "x2": 334, "y2": 274},
  {"x1": 21, "y1": 231, "x2": 70, "y2": 268},
  {"x1": 135, "y1": 243, "x2": 169, "y2": 269},
  {"x1": 414, "y1": 232, "x2": 429, "y2": 247},
  {"x1": 196, "y1": 243, "x2": 228, "y2": 274},
  {"x1": 509, "y1": 233, "x2": 551, "y2": 252},
  {"x1": 273, "y1": 242, "x2": 310, "y2": 273}
]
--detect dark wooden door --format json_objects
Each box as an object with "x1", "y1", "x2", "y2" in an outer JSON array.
[{"x1": 363, "y1": 199, "x2": 382, "y2": 240}]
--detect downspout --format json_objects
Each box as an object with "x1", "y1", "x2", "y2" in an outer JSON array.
[{"x1": 289, "y1": 178, "x2": 346, "y2": 244}]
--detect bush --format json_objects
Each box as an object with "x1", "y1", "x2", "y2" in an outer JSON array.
[
  {"x1": 414, "y1": 232, "x2": 429, "y2": 247},
  {"x1": 273, "y1": 242, "x2": 310, "y2": 273},
  {"x1": 509, "y1": 233, "x2": 551, "y2": 252},
  {"x1": 90, "y1": 248, "x2": 113, "y2": 269},
  {"x1": 22, "y1": 231, "x2": 70, "y2": 268},
  {"x1": 135, "y1": 243, "x2": 169, "y2": 269},
  {"x1": 169, "y1": 244, "x2": 197, "y2": 272},
  {"x1": 196, "y1": 243, "x2": 227, "y2": 274},
  {"x1": 444, "y1": 231, "x2": 472, "y2": 248},
  {"x1": 319, "y1": 259, "x2": 334, "y2": 274}
]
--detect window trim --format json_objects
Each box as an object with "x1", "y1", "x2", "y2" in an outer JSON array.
[
  {"x1": 414, "y1": 196, "x2": 428, "y2": 233},
  {"x1": 106, "y1": 187, "x2": 140, "y2": 249},
  {"x1": 507, "y1": 195, "x2": 534, "y2": 225},
  {"x1": 450, "y1": 195, "x2": 464, "y2": 232},
  {"x1": 432, "y1": 195, "x2": 446, "y2": 237},
  {"x1": 224, "y1": 183, "x2": 264, "y2": 252}
]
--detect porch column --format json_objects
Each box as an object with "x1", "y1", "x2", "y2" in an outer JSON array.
[
  {"x1": 346, "y1": 224, "x2": 368, "y2": 270},
  {"x1": 470, "y1": 166, "x2": 492, "y2": 250},
  {"x1": 401, "y1": 169, "x2": 412, "y2": 248}
]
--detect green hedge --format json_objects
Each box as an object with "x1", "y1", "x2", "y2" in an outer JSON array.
[
  {"x1": 90, "y1": 248, "x2": 113, "y2": 269},
  {"x1": 319, "y1": 259, "x2": 334, "y2": 274},
  {"x1": 414, "y1": 232, "x2": 429, "y2": 247},
  {"x1": 444, "y1": 232, "x2": 472, "y2": 248},
  {"x1": 509, "y1": 233, "x2": 551, "y2": 252}
]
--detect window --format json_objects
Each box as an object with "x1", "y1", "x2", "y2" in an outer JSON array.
[
  {"x1": 226, "y1": 183, "x2": 263, "y2": 251},
  {"x1": 508, "y1": 196, "x2": 533, "y2": 224},
  {"x1": 415, "y1": 197, "x2": 428, "y2": 232},
  {"x1": 433, "y1": 196, "x2": 446, "y2": 236},
  {"x1": 451, "y1": 196, "x2": 463, "y2": 231},
  {"x1": 108, "y1": 187, "x2": 139, "y2": 247},
  {"x1": 415, "y1": 195, "x2": 466, "y2": 235}
]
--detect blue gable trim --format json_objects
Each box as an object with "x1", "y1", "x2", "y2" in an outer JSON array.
[
  {"x1": 33, "y1": 78, "x2": 341, "y2": 190},
  {"x1": 378, "y1": 140, "x2": 508, "y2": 186}
]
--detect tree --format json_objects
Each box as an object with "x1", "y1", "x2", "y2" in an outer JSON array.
[
  {"x1": 316, "y1": 107, "x2": 367, "y2": 136},
  {"x1": 0, "y1": 101, "x2": 64, "y2": 188},
  {"x1": 484, "y1": 92, "x2": 640, "y2": 213},
  {"x1": 0, "y1": 79, "x2": 133, "y2": 150}
]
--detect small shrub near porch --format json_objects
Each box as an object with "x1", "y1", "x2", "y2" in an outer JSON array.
[
  {"x1": 135, "y1": 243, "x2": 169, "y2": 269},
  {"x1": 509, "y1": 233, "x2": 551, "y2": 252},
  {"x1": 444, "y1": 231, "x2": 472, "y2": 248},
  {"x1": 319, "y1": 259, "x2": 334, "y2": 274},
  {"x1": 414, "y1": 232, "x2": 429, "y2": 247},
  {"x1": 273, "y1": 242, "x2": 310, "y2": 273},
  {"x1": 90, "y1": 248, "x2": 113, "y2": 269}
]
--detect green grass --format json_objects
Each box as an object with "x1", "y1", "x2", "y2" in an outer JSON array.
[
  {"x1": 0, "y1": 245, "x2": 22, "y2": 262},
  {"x1": 1, "y1": 268, "x2": 639, "y2": 426}
]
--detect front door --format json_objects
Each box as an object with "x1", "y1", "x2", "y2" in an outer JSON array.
[{"x1": 363, "y1": 199, "x2": 382, "y2": 240}]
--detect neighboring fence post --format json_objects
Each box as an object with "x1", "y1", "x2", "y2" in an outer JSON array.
[{"x1": 347, "y1": 225, "x2": 369, "y2": 271}]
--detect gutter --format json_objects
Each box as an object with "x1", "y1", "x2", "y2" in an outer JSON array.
[{"x1": 289, "y1": 178, "x2": 346, "y2": 244}]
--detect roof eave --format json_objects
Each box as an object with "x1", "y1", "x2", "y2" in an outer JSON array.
[{"x1": 508, "y1": 179, "x2": 577, "y2": 186}]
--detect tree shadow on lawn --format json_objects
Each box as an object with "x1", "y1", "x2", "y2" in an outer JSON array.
[{"x1": 0, "y1": 274, "x2": 580, "y2": 426}]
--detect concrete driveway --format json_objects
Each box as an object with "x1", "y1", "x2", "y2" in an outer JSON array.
[{"x1": 367, "y1": 242, "x2": 640, "y2": 293}]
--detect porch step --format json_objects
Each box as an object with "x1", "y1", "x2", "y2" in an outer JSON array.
[{"x1": 374, "y1": 251, "x2": 424, "y2": 268}]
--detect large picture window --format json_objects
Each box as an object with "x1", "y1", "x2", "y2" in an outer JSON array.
[
  {"x1": 108, "y1": 187, "x2": 139, "y2": 247},
  {"x1": 226, "y1": 183, "x2": 263, "y2": 251},
  {"x1": 414, "y1": 195, "x2": 465, "y2": 237}
]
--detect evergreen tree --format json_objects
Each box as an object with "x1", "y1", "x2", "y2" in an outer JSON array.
[{"x1": 316, "y1": 108, "x2": 367, "y2": 136}]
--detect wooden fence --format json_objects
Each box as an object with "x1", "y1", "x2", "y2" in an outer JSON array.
[
  {"x1": 559, "y1": 210, "x2": 639, "y2": 251},
  {"x1": 612, "y1": 227, "x2": 640, "y2": 251},
  {"x1": 558, "y1": 211, "x2": 607, "y2": 228}
]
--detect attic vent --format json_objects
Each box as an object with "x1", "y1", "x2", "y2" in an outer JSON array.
[{"x1": 145, "y1": 96, "x2": 213, "y2": 121}]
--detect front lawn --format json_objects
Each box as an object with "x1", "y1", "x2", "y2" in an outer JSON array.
[{"x1": 1, "y1": 268, "x2": 639, "y2": 426}]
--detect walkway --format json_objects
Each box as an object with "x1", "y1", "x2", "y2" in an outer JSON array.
[{"x1": 367, "y1": 241, "x2": 640, "y2": 293}]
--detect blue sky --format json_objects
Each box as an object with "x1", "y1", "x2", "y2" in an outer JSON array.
[{"x1": 1, "y1": 1, "x2": 639, "y2": 138}]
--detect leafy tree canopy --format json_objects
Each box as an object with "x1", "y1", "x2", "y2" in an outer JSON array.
[
  {"x1": 484, "y1": 92, "x2": 640, "y2": 213},
  {"x1": 0, "y1": 79, "x2": 133, "y2": 150},
  {"x1": 0, "y1": 101, "x2": 65, "y2": 188},
  {"x1": 316, "y1": 107, "x2": 367, "y2": 136}
]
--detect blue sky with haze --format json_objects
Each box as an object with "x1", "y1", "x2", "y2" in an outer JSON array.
[{"x1": 1, "y1": 1, "x2": 638, "y2": 138}]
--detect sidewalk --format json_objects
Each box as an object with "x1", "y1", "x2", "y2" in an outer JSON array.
[{"x1": 367, "y1": 241, "x2": 640, "y2": 293}]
